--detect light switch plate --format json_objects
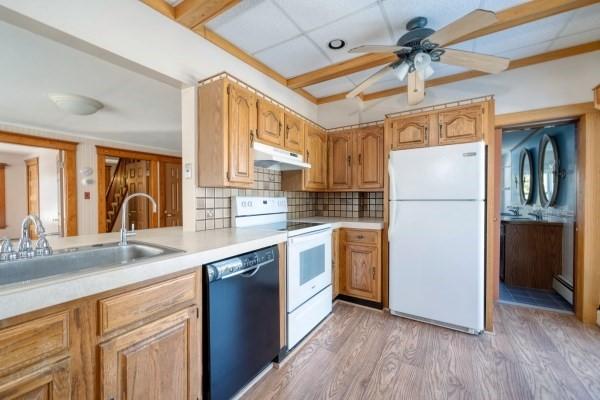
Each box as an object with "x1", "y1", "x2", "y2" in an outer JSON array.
[{"x1": 184, "y1": 163, "x2": 192, "y2": 179}]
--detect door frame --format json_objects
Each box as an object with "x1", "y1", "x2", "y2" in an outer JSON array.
[
  {"x1": 96, "y1": 146, "x2": 181, "y2": 233},
  {"x1": 495, "y1": 101, "x2": 599, "y2": 324},
  {"x1": 0, "y1": 130, "x2": 78, "y2": 236}
]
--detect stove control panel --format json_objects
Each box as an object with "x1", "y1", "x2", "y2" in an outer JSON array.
[{"x1": 232, "y1": 196, "x2": 287, "y2": 217}]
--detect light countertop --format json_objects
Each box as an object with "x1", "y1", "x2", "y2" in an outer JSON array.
[
  {"x1": 293, "y1": 217, "x2": 384, "y2": 230},
  {"x1": 0, "y1": 227, "x2": 287, "y2": 321}
]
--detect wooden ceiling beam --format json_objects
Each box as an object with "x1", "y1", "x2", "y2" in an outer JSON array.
[
  {"x1": 288, "y1": 0, "x2": 600, "y2": 90},
  {"x1": 316, "y1": 40, "x2": 600, "y2": 104},
  {"x1": 175, "y1": 0, "x2": 240, "y2": 28}
]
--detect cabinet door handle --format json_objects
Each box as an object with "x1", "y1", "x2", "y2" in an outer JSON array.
[
  {"x1": 357, "y1": 234, "x2": 364, "y2": 239},
  {"x1": 358, "y1": 154, "x2": 362, "y2": 165},
  {"x1": 424, "y1": 126, "x2": 428, "y2": 142},
  {"x1": 347, "y1": 155, "x2": 351, "y2": 166},
  {"x1": 439, "y1": 123, "x2": 443, "y2": 138},
  {"x1": 306, "y1": 150, "x2": 310, "y2": 162},
  {"x1": 371, "y1": 267, "x2": 375, "y2": 280},
  {"x1": 250, "y1": 130, "x2": 255, "y2": 145}
]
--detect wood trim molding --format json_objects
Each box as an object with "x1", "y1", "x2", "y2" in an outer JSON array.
[
  {"x1": 0, "y1": 131, "x2": 77, "y2": 236},
  {"x1": 0, "y1": 131, "x2": 77, "y2": 151},
  {"x1": 318, "y1": 41, "x2": 600, "y2": 104},
  {"x1": 288, "y1": 0, "x2": 600, "y2": 90},
  {"x1": 175, "y1": 0, "x2": 240, "y2": 28},
  {"x1": 495, "y1": 102, "x2": 600, "y2": 324},
  {"x1": 96, "y1": 146, "x2": 181, "y2": 164},
  {"x1": 495, "y1": 102, "x2": 596, "y2": 127}
]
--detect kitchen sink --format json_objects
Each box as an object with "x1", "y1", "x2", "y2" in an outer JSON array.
[{"x1": 0, "y1": 241, "x2": 183, "y2": 287}]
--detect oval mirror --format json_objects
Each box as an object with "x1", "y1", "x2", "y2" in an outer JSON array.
[
  {"x1": 538, "y1": 134, "x2": 560, "y2": 207},
  {"x1": 519, "y1": 149, "x2": 533, "y2": 205}
]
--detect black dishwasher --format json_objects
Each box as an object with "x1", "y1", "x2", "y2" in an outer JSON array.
[{"x1": 203, "y1": 245, "x2": 279, "y2": 400}]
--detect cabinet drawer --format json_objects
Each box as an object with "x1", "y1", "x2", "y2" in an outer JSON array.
[
  {"x1": 98, "y1": 273, "x2": 197, "y2": 335},
  {"x1": 0, "y1": 312, "x2": 69, "y2": 376},
  {"x1": 342, "y1": 229, "x2": 379, "y2": 245}
]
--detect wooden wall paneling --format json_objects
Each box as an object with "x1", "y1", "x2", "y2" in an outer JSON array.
[
  {"x1": 149, "y1": 160, "x2": 160, "y2": 228},
  {"x1": 0, "y1": 164, "x2": 5, "y2": 229},
  {"x1": 484, "y1": 100, "x2": 499, "y2": 332},
  {"x1": 96, "y1": 153, "x2": 107, "y2": 233},
  {"x1": 578, "y1": 112, "x2": 600, "y2": 323},
  {"x1": 63, "y1": 150, "x2": 78, "y2": 236}
]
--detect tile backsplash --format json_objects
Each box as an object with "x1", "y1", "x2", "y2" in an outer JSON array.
[{"x1": 194, "y1": 167, "x2": 383, "y2": 231}]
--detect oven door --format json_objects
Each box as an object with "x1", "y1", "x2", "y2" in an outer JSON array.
[{"x1": 287, "y1": 228, "x2": 332, "y2": 312}]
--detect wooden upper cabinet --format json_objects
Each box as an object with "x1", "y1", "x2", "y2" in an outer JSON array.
[
  {"x1": 438, "y1": 104, "x2": 483, "y2": 145},
  {"x1": 328, "y1": 131, "x2": 353, "y2": 190},
  {"x1": 227, "y1": 83, "x2": 256, "y2": 185},
  {"x1": 100, "y1": 307, "x2": 200, "y2": 400},
  {"x1": 198, "y1": 78, "x2": 255, "y2": 188},
  {"x1": 355, "y1": 126, "x2": 383, "y2": 189},
  {"x1": 257, "y1": 99, "x2": 284, "y2": 147},
  {"x1": 304, "y1": 125, "x2": 328, "y2": 190},
  {"x1": 284, "y1": 112, "x2": 305, "y2": 153},
  {"x1": 594, "y1": 85, "x2": 599, "y2": 110},
  {"x1": 388, "y1": 114, "x2": 432, "y2": 150}
]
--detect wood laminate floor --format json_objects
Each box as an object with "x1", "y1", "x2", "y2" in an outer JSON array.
[{"x1": 243, "y1": 302, "x2": 600, "y2": 400}]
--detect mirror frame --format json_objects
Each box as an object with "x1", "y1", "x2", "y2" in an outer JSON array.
[
  {"x1": 519, "y1": 148, "x2": 534, "y2": 205},
  {"x1": 538, "y1": 134, "x2": 560, "y2": 207}
]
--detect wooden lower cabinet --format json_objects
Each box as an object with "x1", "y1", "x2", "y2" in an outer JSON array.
[
  {"x1": 100, "y1": 307, "x2": 200, "y2": 400},
  {"x1": 339, "y1": 229, "x2": 382, "y2": 303},
  {"x1": 0, "y1": 271, "x2": 201, "y2": 400},
  {"x1": 0, "y1": 358, "x2": 71, "y2": 400}
]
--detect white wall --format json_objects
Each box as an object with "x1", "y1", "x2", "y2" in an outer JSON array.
[
  {"x1": 317, "y1": 51, "x2": 600, "y2": 128},
  {"x1": 0, "y1": 0, "x2": 318, "y2": 121}
]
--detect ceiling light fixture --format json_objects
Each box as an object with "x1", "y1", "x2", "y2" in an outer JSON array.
[
  {"x1": 327, "y1": 39, "x2": 346, "y2": 50},
  {"x1": 48, "y1": 93, "x2": 103, "y2": 115},
  {"x1": 394, "y1": 62, "x2": 410, "y2": 81}
]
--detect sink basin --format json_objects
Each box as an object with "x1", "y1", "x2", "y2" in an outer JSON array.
[{"x1": 0, "y1": 241, "x2": 183, "y2": 287}]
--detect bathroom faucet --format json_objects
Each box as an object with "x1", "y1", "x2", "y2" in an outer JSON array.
[
  {"x1": 17, "y1": 215, "x2": 52, "y2": 259},
  {"x1": 119, "y1": 193, "x2": 158, "y2": 246},
  {"x1": 506, "y1": 206, "x2": 521, "y2": 216},
  {"x1": 0, "y1": 238, "x2": 17, "y2": 262},
  {"x1": 529, "y1": 210, "x2": 543, "y2": 221}
]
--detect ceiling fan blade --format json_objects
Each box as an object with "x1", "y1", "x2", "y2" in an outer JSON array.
[
  {"x1": 426, "y1": 9, "x2": 497, "y2": 47},
  {"x1": 348, "y1": 45, "x2": 411, "y2": 54},
  {"x1": 346, "y1": 64, "x2": 394, "y2": 99},
  {"x1": 407, "y1": 71, "x2": 425, "y2": 106},
  {"x1": 440, "y1": 48, "x2": 510, "y2": 74}
]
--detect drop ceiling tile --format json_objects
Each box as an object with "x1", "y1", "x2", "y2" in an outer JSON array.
[
  {"x1": 207, "y1": 0, "x2": 301, "y2": 54},
  {"x1": 304, "y1": 77, "x2": 356, "y2": 98},
  {"x1": 550, "y1": 28, "x2": 600, "y2": 51},
  {"x1": 254, "y1": 35, "x2": 331, "y2": 77},
  {"x1": 275, "y1": 0, "x2": 376, "y2": 32},
  {"x1": 432, "y1": 64, "x2": 470, "y2": 77},
  {"x1": 472, "y1": 12, "x2": 571, "y2": 56},
  {"x1": 497, "y1": 42, "x2": 550, "y2": 60},
  {"x1": 362, "y1": 78, "x2": 403, "y2": 94},
  {"x1": 560, "y1": 3, "x2": 600, "y2": 36},
  {"x1": 480, "y1": 0, "x2": 528, "y2": 12},
  {"x1": 381, "y1": 0, "x2": 480, "y2": 40},
  {"x1": 307, "y1": 4, "x2": 392, "y2": 64}
]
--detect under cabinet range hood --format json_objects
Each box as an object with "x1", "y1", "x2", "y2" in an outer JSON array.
[{"x1": 253, "y1": 141, "x2": 310, "y2": 170}]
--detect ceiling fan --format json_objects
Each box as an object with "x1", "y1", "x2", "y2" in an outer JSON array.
[{"x1": 346, "y1": 10, "x2": 510, "y2": 105}]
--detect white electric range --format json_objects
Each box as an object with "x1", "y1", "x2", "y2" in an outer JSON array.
[{"x1": 232, "y1": 197, "x2": 333, "y2": 349}]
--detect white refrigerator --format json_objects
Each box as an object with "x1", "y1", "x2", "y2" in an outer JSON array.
[{"x1": 388, "y1": 141, "x2": 486, "y2": 334}]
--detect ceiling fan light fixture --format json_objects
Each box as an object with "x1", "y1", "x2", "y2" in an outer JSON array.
[
  {"x1": 394, "y1": 62, "x2": 409, "y2": 82},
  {"x1": 48, "y1": 93, "x2": 103, "y2": 115},
  {"x1": 413, "y1": 52, "x2": 432, "y2": 72},
  {"x1": 417, "y1": 64, "x2": 435, "y2": 80}
]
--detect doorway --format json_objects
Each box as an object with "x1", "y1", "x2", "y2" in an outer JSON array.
[
  {"x1": 97, "y1": 146, "x2": 182, "y2": 233},
  {"x1": 499, "y1": 121, "x2": 577, "y2": 313},
  {"x1": 0, "y1": 142, "x2": 65, "y2": 239}
]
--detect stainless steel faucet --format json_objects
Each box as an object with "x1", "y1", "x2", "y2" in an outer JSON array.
[
  {"x1": 506, "y1": 206, "x2": 521, "y2": 216},
  {"x1": 17, "y1": 215, "x2": 53, "y2": 259},
  {"x1": 119, "y1": 193, "x2": 158, "y2": 246},
  {"x1": 0, "y1": 238, "x2": 17, "y2": 262},
  {"x1": 529, "y1": 209, "x2": 544, "y2": 221}
]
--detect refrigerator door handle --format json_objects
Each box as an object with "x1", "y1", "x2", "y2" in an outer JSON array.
[{"x1": 388, "y1": 157, "x2": 396, "y2": 242}]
